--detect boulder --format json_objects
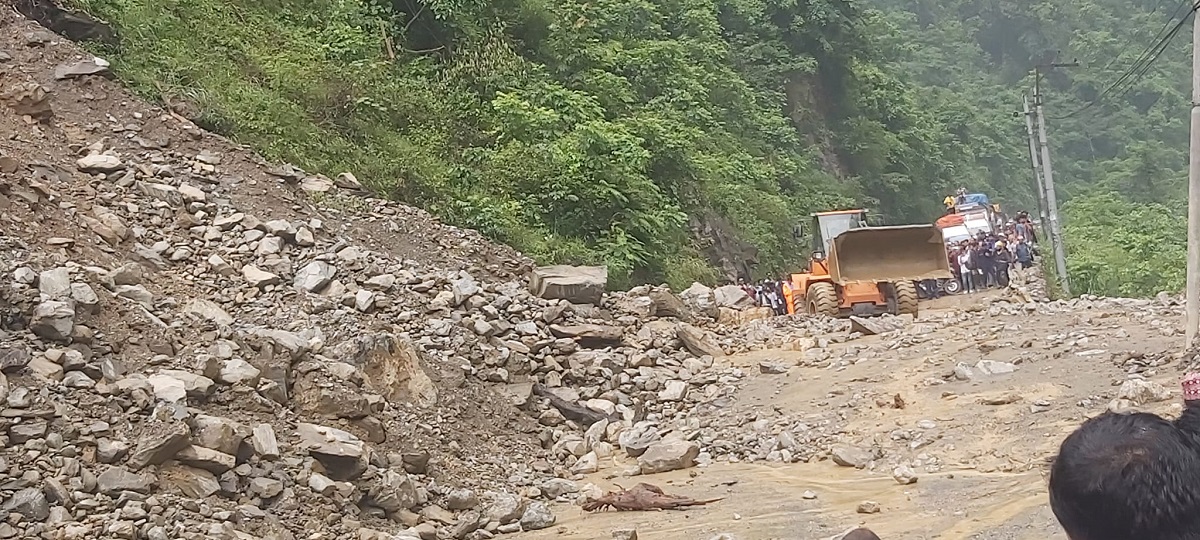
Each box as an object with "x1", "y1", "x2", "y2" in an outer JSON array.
[
  {"x1": 529, "y1": 265, "x2": 607, "y2": 304},
  {"x1": 519, "y1": 502, "x2": 556, "y2": 531},
  {"x1": 294, "y1": 261, "x2": 336, "y2": 293},
  {"x1": 341, "y1": 334, "x2": 437, "y2": 408},
  {"x1": 296, "y1": 423, "x2": 370, "y2": 480},
  {"x1": 98, "y1": 467, "x2": 153, "y2": 494},
  {"x1": 637, "y1": 439, "x2": 700, "y2": 474},
  {"x1": 648, "y1": 289, "x2": 690, "y2": 319},
  {"x1": 29, "y1": 300, "x2": 75, "y2": 342},
  {"x1": 127, "y1": 420, "x2": 191, "y2": 469},
  {"x1": 676, "y1": 324, "x2": 724, "y2": 357},
  {"x1": 713, "y1": 285, "x2": 757, "y2": 309},
  {"x1": 548, "y1": 324, "x2": 623, "y2": 345},
  {"x1": 159, "y1": 465, "x2": 220, "y2": 498},
  {"x1": 679, "y1": 283, "x2": 718, "y2": 316}
]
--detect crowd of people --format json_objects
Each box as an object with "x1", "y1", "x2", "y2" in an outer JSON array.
[
  {"x1": 938, "y1": 211, "x2": 1039, "y2": 297},
  {"x1": 738, "y1": 278, "x2": 792, "y2": 315}
]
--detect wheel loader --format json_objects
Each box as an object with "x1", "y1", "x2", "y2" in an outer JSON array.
[{"x1": 789, "y1": 209, "x2": 953, "y2": 318}]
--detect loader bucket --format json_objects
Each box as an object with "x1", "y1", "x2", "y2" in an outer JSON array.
[{"x1": 827, "y1": 225, "x2": 954, "y2": 284}]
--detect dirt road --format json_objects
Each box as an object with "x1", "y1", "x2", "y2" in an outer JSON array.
[{"x1": 519, "y1": 292, "x2": 1182, "y2": 539}]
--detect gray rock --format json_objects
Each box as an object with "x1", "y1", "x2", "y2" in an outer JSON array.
[
  {"x1": 8, "y1": 420, "x2": 47, "y2": 444},
  {"x1": 366, "y1": 470, "x2": 418, "y2": 512},
  {"x1": 97, "y1": 439, "x2": 130, "y2": 463},
  {"x1": 183, "y1": 299, "x2": 234, "y2": 326},
  {"x1": 540, "y1": 478, "x2": 578, "y2": 498},
  {"x1": 658, "y1": 380, "x2": 688, "y2": 402},
  {"x1": 127, "y1": 421, "x2": 190, "y2": 469},
  {"x1": 486, "y1": 493, "x2": 526, "y2": 524},
  {"x1": 296, "y1": 423, "x2": 369, "y2": 480},
  {"x1": 893, "y1": 464, "x2": 918, "y2": 485},
  {"x1": 76, "y1": 153, "x2": 124, "y2": 173},
  {"x1": 38, "y1": 267, "x2": 71, "y2": 299},
  {"x1": 677, "y1": 324, "x2": 724, "y2": 357},
  {"x1": 446, "y1": 488, "x2": 480, "y2": 510},
  {"x1": 217, "y1": 358, "x2": 260, "y2": 385},
  {"x1": 97, "y1": 467, "x2": 153, "y2": 494},
  {"x1": 974, "y1": 360, "x2": 1017, "y2": 376},
  {"x1": 30, "y1": 300, "x2": 75, "y2": 342},
  {"x1": 0, "y1": 348, "x2": 30, "y2": 373},
  {"x1": 519, "y1": 501, "x2": 556, "y2": 531},
  {"x1": 2, "y1": 488, "x2": 48, "y2": 521},
  {"x1": 251, "y1": 424, "x2": 280, "y2": 459},
  {"x1": 528, "y1": 265, "x2": 607, "y2": 304},
  {"x1": 831, "y1": 446, "x2": 872, "y2": 469},
  {"x1": 242, "y1": 265, "x2": 280, "y2": 288},
  {"x1": 159, "y1": 465, "x2": 220, "y2": 498},
  {"x1": 54, "y1": 58, "x2": 110, "y2": 80},
  {"x1": 637, "y1": 439, "x2": 699, "y2": 474},
  {"x1": 294, "y1": 261, "x2": 336, "y2": 293}
]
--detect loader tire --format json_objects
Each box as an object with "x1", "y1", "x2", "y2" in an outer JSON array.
[
  {"x1": 806, "y1": 282, "x2": 838, "y2": 317},
  {"x1": 895, "y1": 280, "x2": 918, "y2": 316}
]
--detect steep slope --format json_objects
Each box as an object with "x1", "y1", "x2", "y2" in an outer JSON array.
[{"x1": 46, "y1": 0, "x2": 1017, "y2": 284}]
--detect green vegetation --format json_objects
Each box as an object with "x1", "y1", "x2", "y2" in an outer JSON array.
[
  {"x1": 68, "y1": 0, "x2": 1191, "y2": 296},
  {"x1": 868, "y1": 0, "x2": 1191, "y2": 297},
  {"x1": 69, "y1": 0, "x2": 1018, "y2": 289}
]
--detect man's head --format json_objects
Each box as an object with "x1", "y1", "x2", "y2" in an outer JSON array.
[
  {"x1": 1050, "y1": 411, "x2": 1200, "y2": 540},
  {"x1": 842, "y1": 529, "x2": 881, "y2": 540}
]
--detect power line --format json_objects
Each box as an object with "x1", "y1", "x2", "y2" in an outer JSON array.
[{"x1": 1051, "y1": 0, "x2": 1199, "y2": 119}]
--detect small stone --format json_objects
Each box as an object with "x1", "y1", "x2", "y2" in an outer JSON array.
[
  {"x1": 76, "y1": 153, "x2": 124, "y2": 173},
  {"x1": 892, "y1": 464, "x2": 918, "y2": 485},
  {"x1": 857, "y1": 501, "x2": 881, "y2": 514}
]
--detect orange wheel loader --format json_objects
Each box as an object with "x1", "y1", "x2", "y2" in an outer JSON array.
[{"x1": 789, "y1": 210, "x2": 953, "y2": 318}]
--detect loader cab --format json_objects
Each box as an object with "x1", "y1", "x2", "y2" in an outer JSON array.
[{"x1": 808, "y1": 210, "x2": 870, "y2": 259}]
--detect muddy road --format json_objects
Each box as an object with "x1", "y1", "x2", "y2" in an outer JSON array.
[{"x1": 519, "y1": 292, "x2": 1182, "y2": 539}]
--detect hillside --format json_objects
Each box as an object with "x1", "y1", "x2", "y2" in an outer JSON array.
[
  {"x1": 867, "y1": 0, "x2": 1192, "y2": 296},
  {"x1": 36, "y1": 0, "x2": 1036, "y2": 287}
]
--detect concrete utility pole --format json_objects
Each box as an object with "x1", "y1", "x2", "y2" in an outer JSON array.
[
  {"x1": 1033, "y1": 63, "x2": 1076, "y2": 297},
  {"x1": 1186, "y1": 6, "x2": 1200, "y2": 347},
  {"x1": 1021, "y1": 95, "x2": 1050, "y2": 239}
]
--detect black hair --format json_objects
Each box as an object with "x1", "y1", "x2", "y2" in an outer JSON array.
[
  {"x1": 843, "y1": 529, "x2": 881, "y2": 540},
  {"x1": 1049, "y1": 411, "x2": 1200, "y2": 540}
]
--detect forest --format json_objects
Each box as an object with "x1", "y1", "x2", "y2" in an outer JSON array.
[{"x1": 66, "y1": 0, "x2": 1191, "y2": 296}]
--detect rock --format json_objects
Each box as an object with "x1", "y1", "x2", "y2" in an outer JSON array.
[
  {"x1": 1116, "y1": 378, "x2": 1172, "y2": 406},
  {"x1": 0, "y1": 348, "x2": 30, "y2": 373},
  {"x1": 452, "y1": 276, "x2": 480, "y2": 305},
  {"x1": 849, "y1": 315, "x2": 911, "y2": 336},
  {"x1": 183, "y1": 299, "x2": 234, "y2": 325},
  {"x1": 38, "y1": 267, "x2": 71, "y2": 299},
  {"x1": 486, "y1": 493, "x2": 526, "y2": 524},
  {"x1": 648, "y1": 289, "x2": 689, "y2": 319},
  {"x1": 446, "y1": 488, "x2": 480, "y2": 510},
  {"x1": 571, "y1": 451, "x2": 599, "y2": 474},
  {"x1": 159, "y1": 465, "x2": 220, "y2": 498},
  {"x1": 519, "y1": 502, "x2": 556, "y2": 531},
  {"x1": 365, "y1": 469, "x2": 418, "y2": 513},
  {"x1": 857, "y1": 501, "x2": 881, "y2": 514},
  {"x1": 4, "y1": 82, "x2": 53, "y2": 120},
  {"x1": 612, "y1": 529, "x2": 639, "y2": 540},
  {"x1": 177, "y1": 445, "x2": 236, "y2": 473},
  {"x1": 713, "y1": 285, "x2": 756, "y2": 309},
  {"x1": 98, "y1": 467, "x2": 153, "y2": 494},
  {"x1": 53, "y1": 58, "x2": 109, "y2": 80},
  {"x1": 217, "y1": 358, "x2": 261, "y2": 385},
  {"x1": 679, "y1": 283, "x2": 719, "y2": 316},
  {"x1": 29, "y1": 300, "x2": 75, "y2": 342},
  {"x1": 8, "y1": 420, "x2": 47, "y2": 444},
  {"x1": 548, "y1": 324, "x2": 623, "y2": 344},
  {"x1": 127, "y1": 421, "x2": 190, "y2": 469},
  {"x1": 97, "y1": 439, "x2": 130, "y2": 463},
  {"x1": 76, "y1": 153, "x2": 123, "y2": 173},
  {"x1": 974, "y1": 360, "x2": 1017, "y2": 376},
  {"x1": 247, "y1": 477, "x2": 283, "y2": 499},
  {"x1": 296, "y1": 423, "x2": 369, "y2": 480},
  {"x1": 831, "y1": 446, "x2": 872, "y2": 468},
  {"x1": 658, "y1": 380, "x2": 688, "y2": 402},
  {"x1": 349, "y1": 334, "x2": 438, "y2": 408},
  {"x1": 677, "y1": 324, "x2": 724, "y2": 357},
  {"x1": 242, "y1": 265, "x2": 280, "y2": 288},
  {"x1": 541, "y1": 478, "x2": 578, "y2": 498},
  {"x1": 618, "y1": 425, "x2": 660, "y2": 457},
  {"x1": 294, "y1": 261, "x2": 336, "y2": 293},
  {"x1": 192, "y1": 415, "x2": 245, "y2": 455},
  {"x1": 892, "y1": 464, "x2": 918, "y2": 485},
  {"x1": 2, "y1": 487, "x2": 48, "y2": 521},
  {"x1": 758, "y1": 361, "x2": 788, "y2": 374},
  {"x1": 637, "y1": 439, "x2": 700, "y2": 473},
  {"x1": 529, "y1": 265, "x2": 607, "y2": 304},
  {"x1": 251, "y1": 424, "x2": 280, "y2": 459}
]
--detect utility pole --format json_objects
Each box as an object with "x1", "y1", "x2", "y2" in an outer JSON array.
[
  {"x1": 1032, "y1": 62, "x2": 1076, "y2": 297},
  {"x1": 1186, "y1": 6, "x2": 1200, "y2": 347},
  {"x1": 1021, "y1": 95, "x2": 1050, "y2": 239}
]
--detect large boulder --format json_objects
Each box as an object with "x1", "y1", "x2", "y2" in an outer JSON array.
[
  {"x1": 529, "y1": 265, "x2": 607, "y2": 304},
  {"x1": 648, "y1": 288, "x2": 690, "y2": 320},
  {"x1": 676, "y1": 324, "x2": 725, "y2": 357},
  {"x1": 679, "y1": 283, "x2": 718, "y2": 317},
  {"x1": 713, "y1": 285, "x2": 757, "y2": 309},
  {"x1": 337, "y1": 334, "x2": 437, "y2": 408}
]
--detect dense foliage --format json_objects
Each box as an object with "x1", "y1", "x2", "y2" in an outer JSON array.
[
  {"x1": 69, "y1": 0, "x2": 1019, "y2": 288},
  {"x1": 868, "y1": 0, "x2": 1192, "y2": 296}
]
